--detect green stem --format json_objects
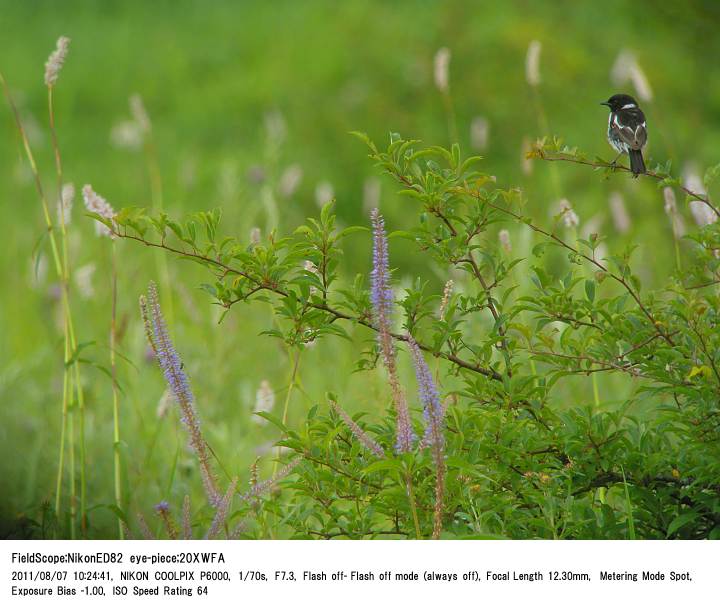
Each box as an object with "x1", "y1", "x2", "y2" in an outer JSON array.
[
  {"x1": 441, "y1": 90, "x2": 458, "y2": 147},
  {"x1": 68, "y1": 407, "x2": 76, "y2": 539},
  {"x1": 572, "y1": 226, "x2": 601, "y2": 407},
  {"x1": 671, "y1": 215, "x2": 683, "y2": 273},
  {"x1": 144, "y1": 132, "x2": 175, "y2": 326},
  {"x1": 110, "y1": 241, "x2": 124, "y2": 538},
  {"x1": 405, "y1": 471, "x2": 422, "y2": 539},
  {"x1": 49, "y1": 85, "x2": 88, "y2": 533},
  {"x1": 531, "y1": 85, "x2": 562, "y2": 200},
  {"x1": 4, "y1": 75, "x2": 89, "y2": 534},
  {"x1": 54, "y1": 320, "x2": 71, "y2": 530},
  {"x1": 273, "y1": 350, "x2": 301, "y2": 477}
]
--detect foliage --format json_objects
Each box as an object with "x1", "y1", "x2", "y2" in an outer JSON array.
[{"x1": 106, "y1": 134, "x2": 720, "y2": 539}]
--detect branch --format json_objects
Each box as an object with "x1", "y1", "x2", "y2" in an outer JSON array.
[
  {"x1": 459, "y1": 188, "x2": 676, "y2": 347},
  {"x1": 536, "y1": 150, "x2": 720, "y2": 219},
  {"x1": 114, "y1": 229, "x2": 504, "y2": 382}
]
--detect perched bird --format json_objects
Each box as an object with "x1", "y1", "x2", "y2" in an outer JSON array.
[{"x1": 601, "y1": 93, "x2": 647, "y2": 176}]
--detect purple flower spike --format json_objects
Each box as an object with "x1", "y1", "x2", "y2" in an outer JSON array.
[
  {"x1": 407, "y1": 336, "x2": 445, "y2": 451},
  {"x1": 369, "y1": 209, "x2": 414, "y2": 453},
  {"x1": 141, "y1": 283, "x2": 220, "y2": 507},
  {"x1": 407, "y1": 334, "x2": 447, "y2": 540}
]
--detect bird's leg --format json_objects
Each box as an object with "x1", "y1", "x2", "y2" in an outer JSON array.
[{"x1": 609, "y1": 153, "x2": 623, "y2": 168}]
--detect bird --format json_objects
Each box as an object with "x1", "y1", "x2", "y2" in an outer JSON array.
[{"x1": 601, "y1": 93, "x2": 647, "y2": 176}]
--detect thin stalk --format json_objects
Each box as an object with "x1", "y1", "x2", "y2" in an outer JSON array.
[
  {"x1": 432, "y1": 452, "x2": 445, "y2": 540},
  {"x1": 48, "y1": 84, "x2": 71, "y2": 530},
  {"x1": 273, "y1": 350, "x2": 301, "y2": 477},
  {"x1": 671, "y1": 214, "x2": 683, "y2": 273},
  {"x1": 110, "y1": 241, "x2": 123, "y2": 538},
  {"x1": 54, "y1": 319, "x2": 71, "y2": 530},
  {"x1": 144, "y1": 132, "x2": 175, "y2": 326},
  {"x1": 47, "y1": 84, "x2": 88, "y2": 534},
  {"x1": 440, "y1": 89, "x2": 458, "y2": 147},
  {"x1": 530, "y1": 86, "x2": 562, "y2": 200},
  {"x1": 68, "y1": 404, "x2": 76, "y2": 539},
  {"x1": 571, "y1": 225, "x2": 601, "y2": 407},
  {"x1": 405, "y1": 471, "x2": 422, "y2": 539}
]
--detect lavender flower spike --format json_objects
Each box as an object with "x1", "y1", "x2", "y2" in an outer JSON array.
[
  {"x1": 370, "y1": 209, "x2": 414, "y2": 453},
  {"x1": 154, "y1": 501, "x2": 179, "y2": 540},
  {"x1": 240, "y1": 456, "x2": 302, "y2": 501},
  {"x1": 205, "y1": 477, "x2": 238, "y2": 540},
  {"x1": 331, "y1": 401, "x2": 385, "y2": 458},
  {"x1": 407, "y1": 336, "x2": 445, "y2": 451},
  {"x1": 141, "y1": 282, "x2": 220, "y2": 507},
  {"x1": 407, "y1": 334, "x2": 447, "y2": 540},
  {"x1": 181, "y1": 495, "x2": 192, "y2": 540}
]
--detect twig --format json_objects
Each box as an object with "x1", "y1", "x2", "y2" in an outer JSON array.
[
  {"x1": 459, "y1": 188, "x2": 676, "y2": 347},
  {"x1": 536, "y1": 151, "x2": 720, "y2": 219},
  {"x1": 113, "y1": 230, "x2": 504, "y2": 382}
]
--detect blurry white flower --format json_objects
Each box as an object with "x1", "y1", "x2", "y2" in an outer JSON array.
[
  {"x1": 433, "y1": 47, "x2": 451, "y2": 93},
  {"x1": 559, "y1": 199, "x2": 579, "y2": 228},
  {"x1": 45, "y1": 36, "x2": 70, "y2": 87},
  {"x1": 110, "y1": 120, "x2": 143, "y2": 150},
  {"x1": 315, "y1": 181, "x2": 334, "y2": 207},
  {"x1": 264, "y1": 110, "x2": 287, "y2": 147},
  {"x1": 689, "y1": 201, "x2": 717, "y2": 227},
  {"x1": 684, "y1": 165, "x2": 717, "y2": 226},
  {"x1": 56, "y1": 183, "x2": 75, "y2": 227},
  {"x1": 156, "y1": 389, "x2": 172, "y2": 419},
  {"x1": 439, "y1": 279, "x2": 454, "y2": 320},
  {"x1": 611, "y1": 50, "x2": 653, "y2": 102},
  {"x1": 279, "y1": 164, "x2": 303, "y2": 197},
  {"x1": 362, "y1": 177, "x2": 381, "y2": 214},
  {"x1": 254, "y1": 380, "x2": 275, "y2": 423},
  {"x1": 249, "y1": 227, "x2": 261, "y2": 245},
  {"x1": 525, "y1": 40, "x2": 542, "y2": 87},
  {"x1": 129, "y1": 93, "x2": 151, "y2": 133},
  {"x1": 498, "y1": 229, "x2": 512, "y2": 253},
  {"x1": 663, "y1": 187, "x2": 677, "y2": 215},
  {"x1": 671, "y1": 213, "x2": 686, "y2": 239},
  {"x1": 609, "y1": 192, "x2": 631, "y2": 234},
  {"x1": 663, "y1": 188, "x2": 686, "y2": 238},
  {"x1": 82, "y1": 185, "x2": 116, "y2": 237},
  {"x1": 74, "y1": 263, "x2": 96, "y2": 300},
  {"x1": 470, "y1": 116, "x2": 490, "y2": 151}
]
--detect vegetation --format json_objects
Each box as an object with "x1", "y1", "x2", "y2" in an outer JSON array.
[{"x1": 2, "y1": 1, "x2": 719, "y2": 539}]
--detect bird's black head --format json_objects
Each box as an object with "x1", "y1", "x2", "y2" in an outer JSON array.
[{"x1": 601, "y1": 93, "x2": 639, "y2": 112}]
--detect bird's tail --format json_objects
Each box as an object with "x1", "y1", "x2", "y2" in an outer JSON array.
[{"x1": 629, "y1": 149, "x2": 645, "y2": 176}]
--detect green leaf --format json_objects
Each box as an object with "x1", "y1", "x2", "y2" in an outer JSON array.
[
  {"x1": 667, "y1": 511, "x2": 698, "y2": 537},
  {"x1": 362, "y1": 459, "x2": 403, "y2": 476},
  {"x1": 254, "y1": 411, "x2": 288, "y2": 432},
  {"x1": 584, "y1": 279, "x2": 596, "y2": 302}
]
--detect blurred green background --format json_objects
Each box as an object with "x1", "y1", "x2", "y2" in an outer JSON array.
[{"x1": 2, "y1": 0, "x2": 719, "y2": 537}]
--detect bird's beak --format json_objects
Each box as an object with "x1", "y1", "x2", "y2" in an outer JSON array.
[{"x1": 600, "y1": 102, "x2": 610, "y2": 107}]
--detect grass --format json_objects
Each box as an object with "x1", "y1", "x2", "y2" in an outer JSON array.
[{"x1": 1, "y1": 0, "x2": 720, "y2": 538}]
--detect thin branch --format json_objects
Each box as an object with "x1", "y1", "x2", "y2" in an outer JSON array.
[
  {"x1": 114, "y1": 229, "x2": 504, "y2": 382},
  {"x1": 459, "y1": 188, "x2": 676, "y2": 347},
  {"x1": 536, "y1": 151, "x2": 720, "y2": 219}
]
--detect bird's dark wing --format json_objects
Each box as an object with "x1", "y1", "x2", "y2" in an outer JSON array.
[{"x1": 611, "y1": 107, "x2": 647, "y2": 150}]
